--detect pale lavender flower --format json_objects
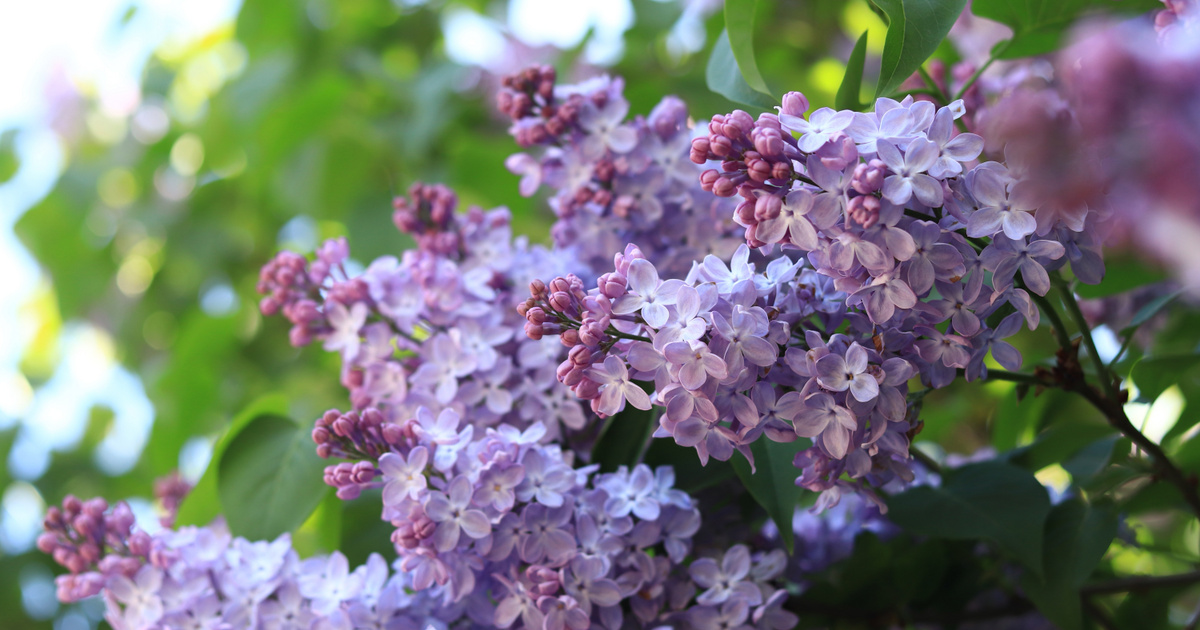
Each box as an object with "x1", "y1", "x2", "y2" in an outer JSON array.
[
  {"x1": 877, "y1": 138, "x2": 944, "y2": 207},
  {"x1": 585, "y1": 356, "x2": 652, "y2": 416},
  {"x1": 980, "y1": 235, "x2": 1066, "y2": 296},
  {"x1": 689, "y1": 545, "x2": 763, "y2": 606},
  {"x1": 298, "y1": 552, "x2": 363, "y2": 615},
  {"x1": 792, "y1": 394, "x2": 857, "y2": 459},
  {"x1": 425, "y1": 476, "x2": 492, "y2": 552},
  {"x1": 664, "y1": 340, "x2": 729, "y2": 390},
  {"x1": 779, "y1": 107, "x2": 855, "y2": 152},
  {"x1": 323, "y1": 301, "x2": 369, "y2": 363},
  {"x1": 612, "y1": 258, "x2": 684, "y2": 328},
  {"x1": 966, "y1": 170, "x2": 1038, "y2": 240},
  {"x1": 107, "y1": 565, "x2": 165, "y2": 630},
  {"x1": 814, "y1": 342, "x2": 879, "y2": 403},
  {"x1": 379, "y1": 446, "x2": 429, "y2": 505}
]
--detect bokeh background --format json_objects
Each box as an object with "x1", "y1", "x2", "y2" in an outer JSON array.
[{"x1": 3, "y1": 1, "x2": 1190, "y2": 628}]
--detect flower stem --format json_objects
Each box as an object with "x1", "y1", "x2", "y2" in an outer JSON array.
[{"x1": 952, "y1": 41, "x2": 1009, "y2": 102}]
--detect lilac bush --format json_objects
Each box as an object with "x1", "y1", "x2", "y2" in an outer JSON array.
[{"x1": 38, "y1": 1, "x2": 1200, "y2": 628}]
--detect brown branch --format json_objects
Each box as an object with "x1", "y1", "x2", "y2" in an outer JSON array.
[{"x1": 1082, "y1": 570, "x2": 1200, "y2": 596}]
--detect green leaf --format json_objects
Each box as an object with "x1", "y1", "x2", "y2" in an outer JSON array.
[
  {"x1": 217, "y1": 413, "x2": 330, "y2": 541},
  {"x1": 176, "y1": 393, "x2": 290, "y2": 528},
  {"x1": 0, "y1": 129, "x2": 19, "y2": 184},
  {"x1": 1061, "y1": 436, "x2": 1119, "y2": 486},
  {"x1": 1020, "y1": 499, "x2": 1118, "y2": 630},
  {"x1": 1074, "y1": 253, "x2": 1167, "y2": 298},
  {"x1": 972, "y1": 0, "x2": 1162, "y2": 59},
  {"x1": 706, "y1": 30, "x2": 778, "y2": 109},
  {"x1": 1126, "y1": 290, "x2": 1183, "y2": 332},
  {"x1": 731, "y1": 438, "x2": 805, "y2": 554},
  {"x1": 723, "y1": 0, "x2": 772, "y2": 96},
  {"x1": 888, "y1": 460, "x2": 1051, "y2": 574},
  {"x1": 836, "y1": 31, "x2": 870, "y2": 111},
  {"x1": 591, "y1": 396, "x2": 657, "y2": 473},
  {"x1": 1130, "y1": 354, "x2": 1200, "y2": 403},
  {"x1": 872, "y1": 0, "x2": 968, "y2": 97},
  {"x1": 642, "y1": 439, "x2": 736, "y2": 494}
]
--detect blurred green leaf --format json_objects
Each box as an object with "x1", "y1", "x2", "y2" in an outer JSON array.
[
  {"x1": 176, "y1": 393, "x2": 289, "y2": 528},
  {"x1": 1074, "y1": 254, "x2": 1167, "y2": 298},
  {"x1": 0, "y1": 129, "x2": 19, "y2": 184},
  {"x1": 706, "y1": 30, "x2": 779, "y2": 109},
  {"x1": 836, "y1": 31, "x2": 870, "y2": 111},
  {"x1": 1020, "y1": 499, "x2": 1117, "y2": 630},
  {"x1": 871, "y1": 0, "x2": 968, "y2": 97},
  {"x1": 731, "y1": 438, "x2": 805, "y2": 554},
  {"x1": 723, "y1": 0, "x2": 773, "y2": 98},
  {"x1": 888, "y1": 460, "x2": 1051, "y2": 574},
  {"x1": 217, "y1": 413, "x2": 330, "y2": 541},
  {"x1": 1130, "y1": 354, "x2": 1200, "y2": 403},
  {"x1": 591, "y1": 397, "x2": 656, "y2": 473},
  {"x1": 972, "y1": 0, "x2": 1163, "y2": 59}
]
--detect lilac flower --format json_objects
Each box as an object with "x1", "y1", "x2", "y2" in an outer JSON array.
[
  {"x1": 379, "y1": 446, "x2": 429, "y2": 505},
  {"x1": 323, "y1": 301, "x2": 369, "y2": 363},
  {"x1": 664, "y1": 340, "x2": 729, "y2": 390},
  {"x1": 410, "y1": 332, "x2": 478, "y2": 404},
  {"x1": 579, "y1": 97, "x2": 639, "y2": 158},
  {"x1": 754, "y1": 189, "x2": 821, "y2": 249},
  {"x1": 562, "y1": 556, "x2": 622, "y2": 615},
  {"x1": 850, "y1": 271, "x2": 918, "y2": 323},
  {"x1": 258, "y1": 581, "x2": 315, "y2": 630},
  {"x1": 652, "y1": 284, "x2": 708, "y2": 350},
  {"x1": 925, "y1": 104, "x2": 984, "y2": 179},
  {"x1": 515, "y1": 449, "x2": 575, "y2": 508},
  {"x1": 425, "y1": 476, "x2": 492, "y2": 552},
  {"x1": 711, "y1": 307, "x2": 777, "y2": 376},
  {"x1": 814, "y1": 342, "x2": 879, "y2": 402},
  {"x1": 298, "y1": 552, "x2": 363, "y2": 615},
  {"x1": 519, "y1": 504, "x2": 576, "y2": 564},
  {"x1": 473, "y1": 465, "x2": 526, "y2": 511},
  {"x1": 689, "y1": 545, "x2": 763, "y2": 606},
  {"x1": 966, "y1": 170, "x2": 1038, "y2": 240},
  {"x1": 877, "y1": 138, "x2": 944, "y2": 207},
  {"x1": 585, "y1": 356, "x2": 652, "y2": 416},
  {"x1": 980, "y1": 235, "x2": 1066, "y2": 296},
  {"x1": 779, "y1": 107, "x2": 855, "y2": 152},
  {"x1": 107, "y1": 565, "x2": 165, "y2": 630},
  {"x1": 613, "y1": 258, "x2": 684, "y2": 328},
  {"x1": 597, "y1": 465, "x2": 662, "y2": 520},
  {"x1": 792, "y1": 394, "x2": 857, "y2": 458},
  {"x1": 902, "y1": 221, "x2": 965, "y2": 296}
]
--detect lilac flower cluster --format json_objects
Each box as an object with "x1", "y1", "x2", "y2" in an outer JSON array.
[
  {"x1": 41, "y1": 494, "x2": 446, "y2": 630},
  {"x1": 311, "y1": 399, "x2": 794, "y2": 629},
  {"x1": 990, "y1": 0, "x2": 1200, "y2": 290},
  {"x1": 523, "y1": 90, "x2": 1109, "y2": 506},
  {"x1": 499, "y1": 66, "x2": 742, "y2": 276},
  {"x1": 258, "y1": 181, "x2": 588, "y2": 443}
]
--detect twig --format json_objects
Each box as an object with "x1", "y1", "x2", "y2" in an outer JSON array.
[
  {"x1": 1082, "y1": 570, "x2": 1200, "y2": 595},
  {"x1": 1055, "y1": 275, "x2": 1119, "y2": 400}
]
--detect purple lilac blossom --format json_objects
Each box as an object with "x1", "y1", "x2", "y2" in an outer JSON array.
[{"x1": 523, "y1": 83, "x2": 1112, "y2": 510}]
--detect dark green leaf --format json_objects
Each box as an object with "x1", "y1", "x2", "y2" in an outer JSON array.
[
  {"x1": 706, "y1": 30, "x2": 778, "y2": 109},
  {"x1": 176, "y1": 393, "x2": 290, "y2": 528},
  {"x1": 1126, "y1": 290, "x2": 1183, "y2": 331},
  {"x1": 731, "y1": 438, "x2": 805, "y2": 554},
  {"x1": 1074, "y1": 253, "x2": 1167, "y2": 298},
  {"x1": 642, "y1": 438, "x2": 736, "y2": 494},
  {"x1": 591, "y1": 396, "x2": 657, "y2": 473},
  {"x1": 973, "y1": 0, "x2": 1163, "y2": 59},
  {"x1": 1020, "y1": 499, "x2": 1118, "y2": 630},
  {"x1": 1061, "y1": 436, "x2": 1118, "y2": 485},
  {"x1": 888, "y1": 460, "x2": 1051, "y2": 574},
  {"x1": 836, "y1": 31, "x2": 870, "y2": 111},
  {"x1": 1130, "y1": 354, "x2": 1200, "y2": 403},
  {"x1": 872, "y1": 0, "x2": 968, "y2": 97},
  {"x1": 723, "y1": 0, "x2": 773, "y2": 97},
  {"x1": 217, "y1": 413, "x2": 330, "y2": 541}
]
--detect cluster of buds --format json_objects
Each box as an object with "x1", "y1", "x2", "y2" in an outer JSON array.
[{"x1": 37, "y1": 497, "x2": 152, "y2": 602}]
